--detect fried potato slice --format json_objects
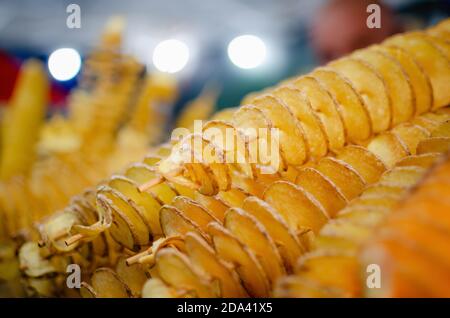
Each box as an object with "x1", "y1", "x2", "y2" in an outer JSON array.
[
  {"x1": 216, "y1": 187, "x2": 250, "y2": 208},
  {"x1": 252, "y1": 95, "x2": 307, "y2": 165},
  {"x1": 194, "y1": 191, "x2": 229, "y2": 222},
  {"x1": 315, "y1": 157, "x2": 366, "y2": 200},
  {"x1": 98, "y1": 186, "x2": 150, "y2": 248},
  {"x1": 208, "y1": 222, "x2": 270, "y2": 297},
  {"x1": 171, "y1": 196, "x2": 219, "y2": 230},
  {"x1": 263, "y1": 181, "x2": 328, "y2": 234},
  {"x1": 159, "y1": 205, "x2": 207, "y2": 239},
  {"x1": 431, "y1": 120, "x2": 450, "y2": 137},
  {"x1": 320, "y1": 220, "x2": 373, "y2": 243},
  {"x1": 385, "y1": 33, "x2": 450, "y2": 108},
  {"x1": 294, "y1": 167, "x2": 347, "y2": 217},
  {"x1": 367, "y1": 132, "x2": 410, "y2": 168},
  {"x1": 392, "y1": 123, "x2": 430, "y2": 155},
  {"x1": 79, "y1": 282, "x2": 97, "y2": 298},
  {"x1": 109, "y1": 176, "x2": 161, "y2": 237},
  {"x1": 242, "y1": 196, "x2": 305, "y2": 272},
  {"x1": 185, "y1": 232, "x2": 248, "y2": 297},
  {"x1": 329, "y1": 57, "x2": 391, "y2": 132},
  {"x1": 273, "y1": 86, "x2": 328, "y2": 160},
  {"x1": 18, "y1": 242, "x2": 56, "y2": 278},
  {"x1": 224, "y1": 208, "x2": 286, "y2": 285},
  {"x1": 233, "y1": 105, "x2": 285, "y2": 173},
  {"x1": 336, "y1": 206, "x2": 389, "y2": 228},
  {"x1": 202, "y1": 120, "x2": 253, "y2": 179},
  {"x1": 155, "y1": 247, "x2": 216, "y2": 297},
  {"x1": 97, "y1": 196, "x2": 136, "y2": 250},
  {"x1": 115, "y1": 257, "x2": 148, "y2": 297},
  {"x1": 293, "y1": 76, "x2": 346, "y2": 150},
  {"x1": 336, "y1": 145, "x2": 386, "y2": 184},
  {"x1": 126, "y1": 164, "x2": 177, "y2": 204},
  {"x1": 396, "y1": 153, "x2": 441, "y2": 168},
  {"x1": 353, "y1": 48, "x2": 415, "y2": 125},
  {"x1": 274, "y1": 276, "x2": 342, "y2": 298},
  {"x1": 416, "y1": 137, "x2": 450, "y2": 154},
  {"x1": 142, "y1": 278, "x2": 177, "y2": 298},
  {"x1": 210, "y1": 107, "x2": 237, "y2": 121},
  {"x1": 312, "y1": 68, "x2": 372, "y2": 142},
  {"x1": 378, "y1": 166, "x2": 426, "y2": 188},
  {"x1": 361, "y1": 184, "x2": 404, "y2": 198},
  {"x1": 296, "y1": 254, "x2": 361, "y2": 297},
  {"x1": 377, "y1": 45, "x2": 433, "y2": 115},
  {"x1": 91, "y1": 268, "x2": 131, "y2": 298}
]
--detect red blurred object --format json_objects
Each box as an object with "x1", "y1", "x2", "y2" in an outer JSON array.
[
  {"x1": 0, "y1": 51, "x2": 20, "y2": 102},
  {"x1": 0, "y1": 50, "x2": 68, "y2": 108}
]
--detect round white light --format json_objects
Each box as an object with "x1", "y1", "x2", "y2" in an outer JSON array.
[
  {"x1": 48, "y1": 48, "x2": 81, "y2": 81},
  {"x1": 227, "y1": 35, "x2": 267, "y2": 69},
  {"x1": 152, "y1": 39, "x2": 190, "y2": 73}
]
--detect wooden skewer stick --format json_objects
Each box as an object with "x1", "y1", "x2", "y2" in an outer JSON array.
[
  {"x1": 138, "y1": 254, "x2": 155, "y2": 266},
  {"x1": 65, "y1": 233, "x2": 84, "y2": 246},
  {"x1": 138, "y1": 176, "x2": 164, "y2": 192},
  {"x1": 126, "y1": 248, "x2": 152, "y2": 266},
  {"x1": 38, "y1": 229, "x2": 68, "y2": 247}
]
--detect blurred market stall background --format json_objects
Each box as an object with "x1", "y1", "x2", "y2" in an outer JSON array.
[{"x1": 0, "y1": 0, "x2": 449, "y2": 113}]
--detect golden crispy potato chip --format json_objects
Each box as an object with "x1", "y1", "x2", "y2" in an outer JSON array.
[
  {"x1": 79, "y1": 282, "x2": 97, "y2": 298},
  {"x1": 242, "y1": 196, "x2": 305, "y2": 272},
  {"x1": 417, "y1": 137, "x2": 450, "y2": 154},
  {"x1": 293, "y1": 76, "x2": 346, "y2": 150},
  {"x1": 202, "y1": 120, "x2": 253, "y2": 179},
  {"x1": 295, "y1": 254, "x2": 361, "y2": 297},
  {"x1": 159, "y1": 205, "x2": 207, "y2": 239},
  {"x1": 312, "y1": 68, "x2": 372, "y2": 142},
  {"x1": 171, "y1": 196, "x2": 219, "y2": 230},
  {"x1": 155, "y1": 247, "x2": 216, "y2": 297},
  {"x1": 336, "y1": 206, "x2": 389, "y2": 228},
  {"x1": 233, "y1": 105, "x2": 285, "y2": 172},
  {"x1": 353, "y1": 48, "x2": 415, "y2": 125},
  {"x1": 315, "y1": 157, "x2": 366, "y2": 200},
  {"x1": 295, "y1": 167, "x2": 347, "y2": 217},
  {"x1": 319, "y1": 220, "x2": 373, "y2": 244},
  {"x1": 329, "y1": 57, "x2": 391, "y2": 132},
  {"x1": 224, "y1": 208, "x2": 286, "y2": 285},
  {"x1": 378, "y1": 166, "x2": 426, "y2": 188},
  {"x1": 91, "y1": 268, "x2": 131, "y2": 298},
  {"x1": 142, "y1": 278, "x2": 177, "y2": 298},
  {"x1": 392, "y1": 124, "x2": 430, "y2": 155},
  {"x1": 274, "y1": 276, "x2": 341, "y2": 298},
  {"x1": 252, "y1": 95, "x2": 308, "y2": 165},
  {"x1": 115, "y1": 257, "x2": 148, "y2": 297},
  {"x1": 185, "y1": 232, "x2": 248, "y2": 297},
  {"x1": 211, "y1": 107, "x2": 237, "y2": 121},
  {"x1": 396, "y1": 153, "x2": 441, "y2": 168},
  {"x1": 97, "y1": 186, "x2": 150, "y2": 248},
  {"x1": 194, "y1": 191, "x2": 229, "y2": 222},
  {"x1": 336, "y1": 145, "x2": 386, "y2": 184},
  {"x1": 273, "y1": 86, "x2": 328, "y2": 160},
  {"x1": 18, "y1": 242, "x2": 56, "y2": 278},
  {"x1": 385, "y1": 33, "x2": 450, "y2": 109},
  {"x1": 263, "y1": 181, "x2": 328, "y2": 234},
  {"x1": 431, "y1": 120, "x2": 450, "y2": 137},
  {"x1": 216, "y1": 187, "x2": 250, "y2": 208},
  {"x1": 360, "y1": 184, "x2": 404, "y2": 198},
  {"x1": 208, "y1": 222, "x2": 270, "y2": 297},
  {"x1": 377, "y1": 45, "x2": 433, "y2": 115},
  {"x1": 109, "y1": 176, "x2": 161, "y2": 237},
  {"x1": 367, "y1": 132, "x2": 410, "y2": 168},
  {"x1": 97, "y1": 196, "x2": 136, "y2": 250}
]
